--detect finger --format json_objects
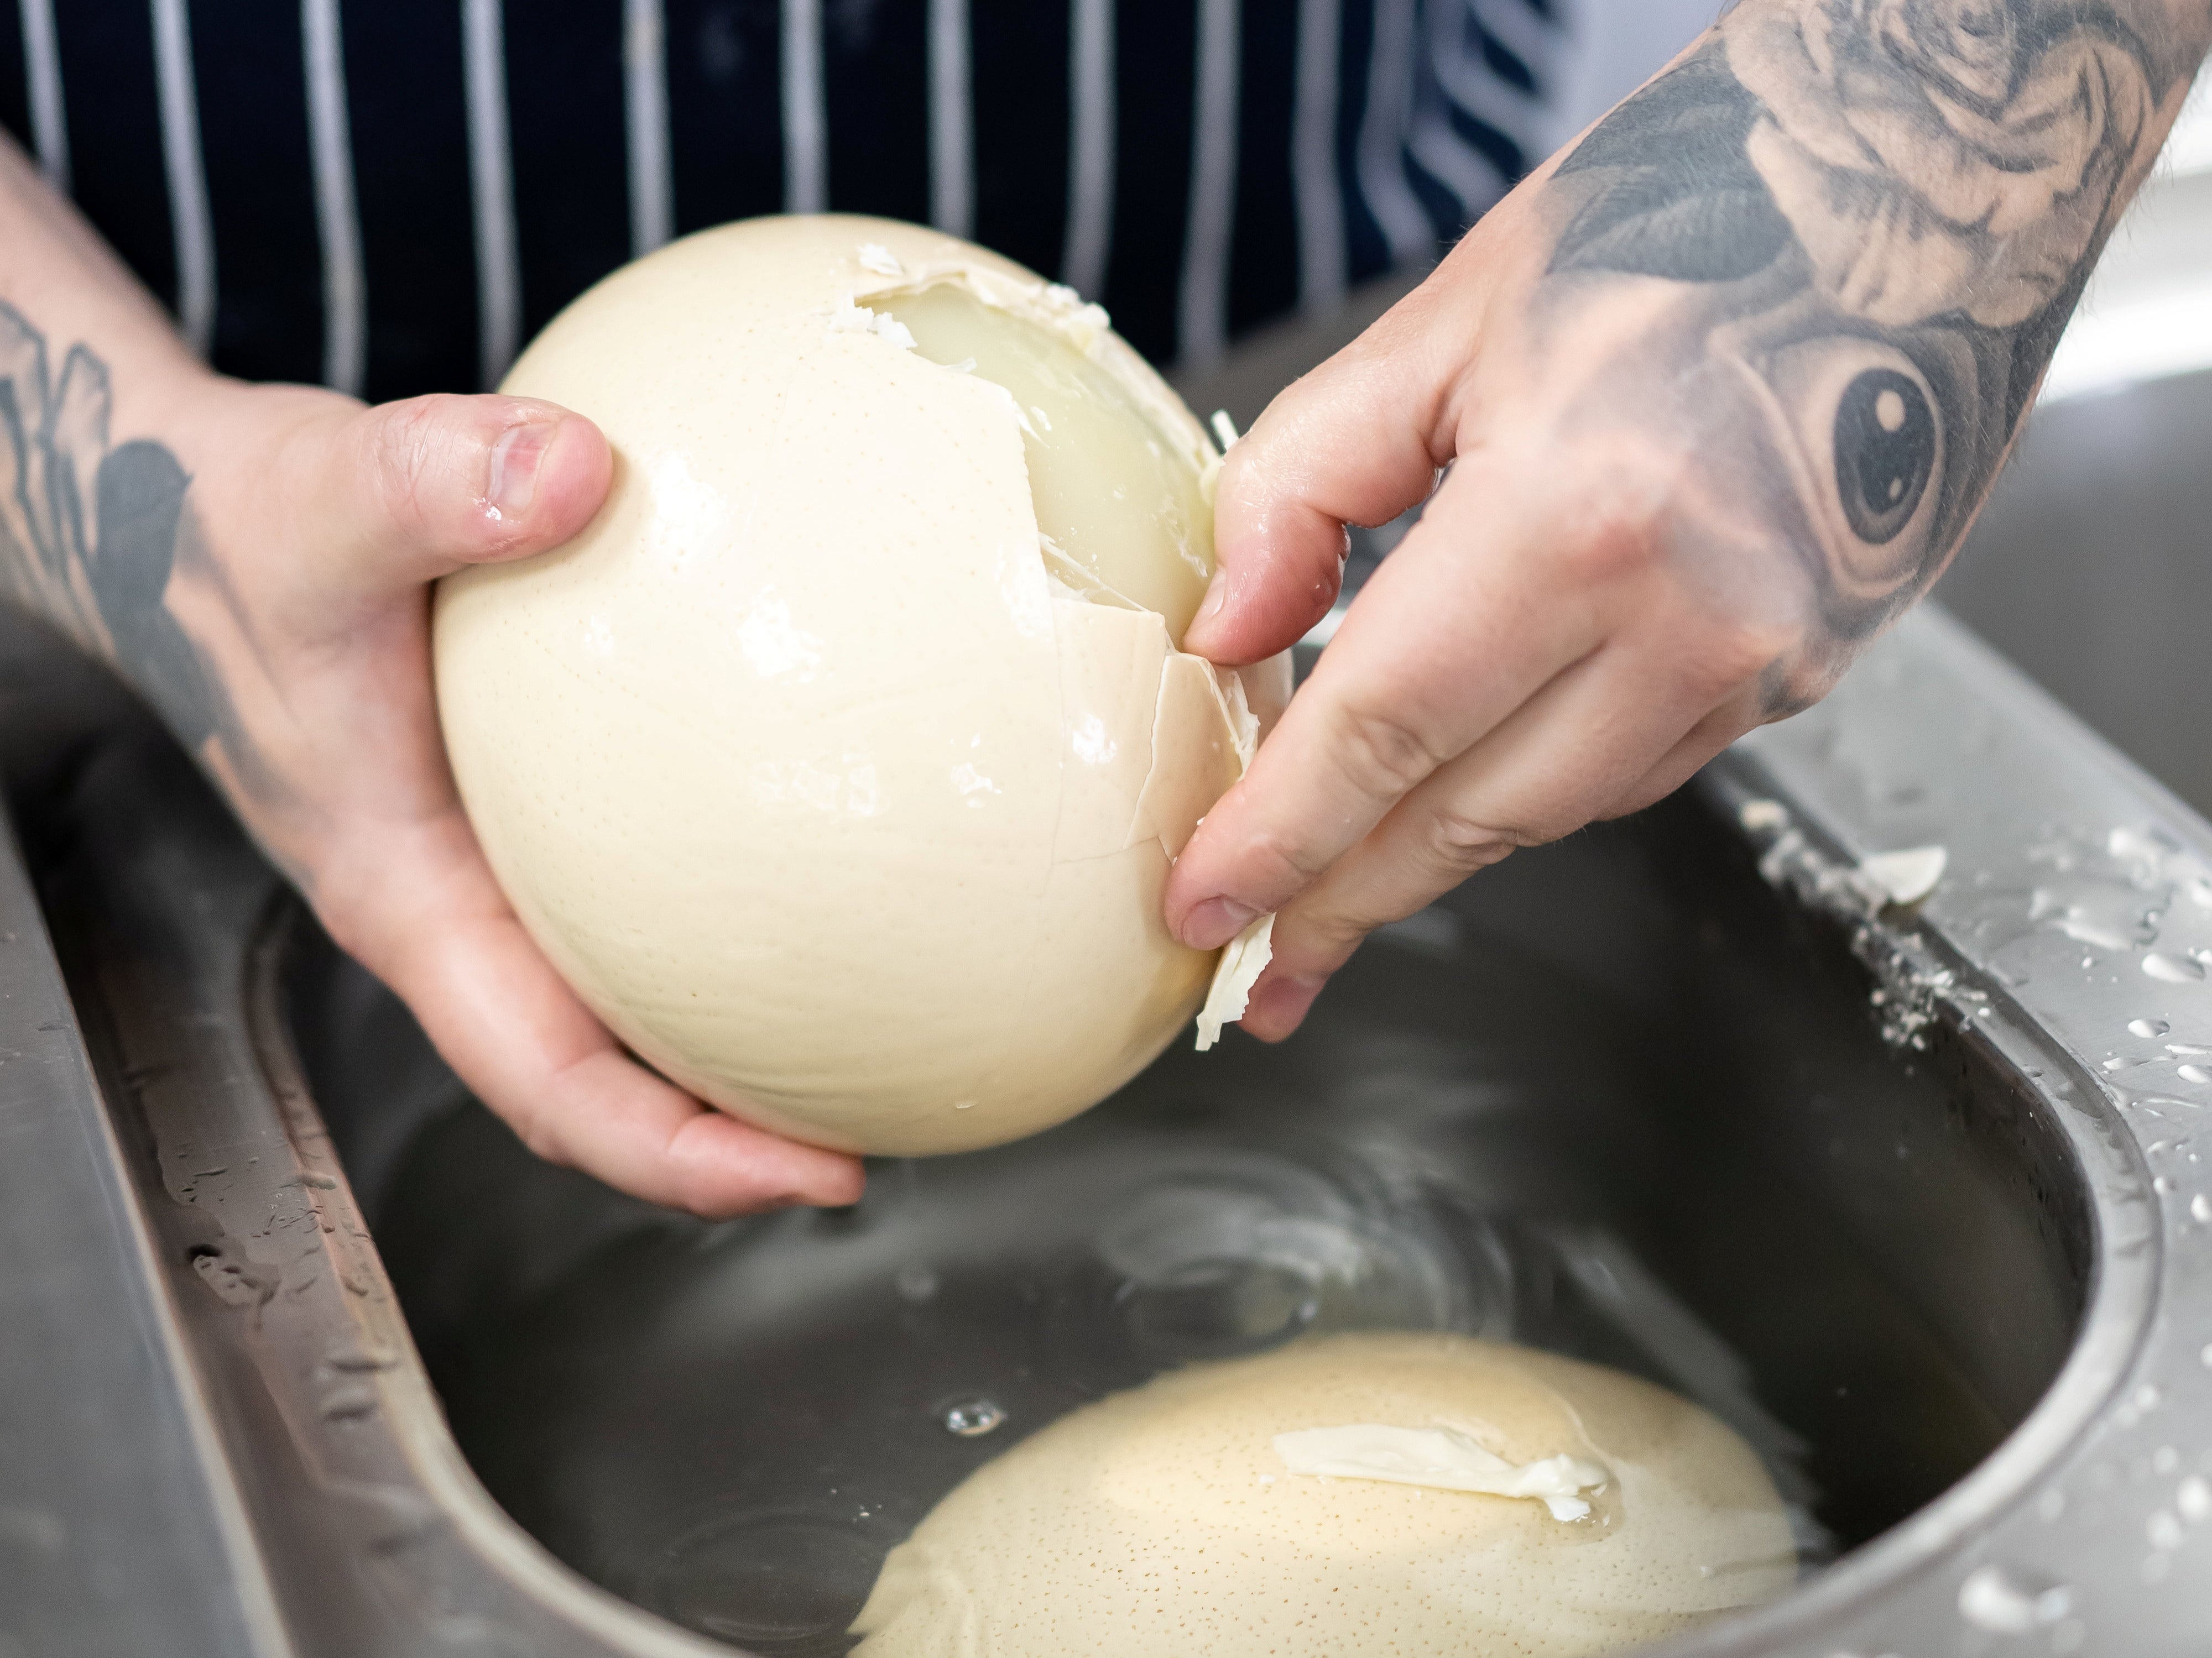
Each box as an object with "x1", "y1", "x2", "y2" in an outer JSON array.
[
  {"x1": 296, "y1": 392, "x2": 613, "y2": 596},
  {"x1": 1603, "y1": 693, "x2": 1764, "y2": 823},
  {"x1": 1183, "y1": 286, "x2": 1468, "y2": 666},
  {"x1": 1239, "y1": 634, "x2": 1768, "y2": 1040},
  {"x1": 323, "y1": 817, "x2": 865, "y2": 1218},
  {"x1": 1165, "y1": 459, "x2": 1610, "y2": 952}
]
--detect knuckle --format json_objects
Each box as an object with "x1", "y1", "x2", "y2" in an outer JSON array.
[
  {"x1": 1683, "y1": 620, "x2": 1793, "y2": 701},
  {"x1": 1556, "y1": 514, "x2": 1660, "y2": 587},
  {"x1": 1240, "y1": 826, "x2": 1333, "y2": 893},
  {"x1": 1422, "y1": 806, "x2": 1524, "y2": 875},
  {"x1": 1327, "y1": 697, "x2": 1454, "y2": 804},
  {"x1": 363, "y1": 394, "x2": 456, "y2": 520},
  {"x1": 1289, "y1": 898, "x2": 1371, "y2": 955}
]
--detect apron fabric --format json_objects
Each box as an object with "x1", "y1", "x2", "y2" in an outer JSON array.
[{"x1": 0, "y1": 0, "x2": 1580, "y2": 395}]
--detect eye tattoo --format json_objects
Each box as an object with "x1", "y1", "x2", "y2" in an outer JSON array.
[
  {"x1": 1833, "y1": 370, "x2": 1934, "y2": 547},
  {"x1": 1540, "y1": 2, "x2": 2189, "y2": 641}
]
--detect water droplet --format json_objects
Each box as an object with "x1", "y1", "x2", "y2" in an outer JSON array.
[
  {"x1": 2150, "y1": 1510, "x2": 2187, "y2": 1551},
  {"x1": 2193, "y1": 1194, "x2": 2212, "y2": 1225},
  {"x1": 2143, "y1": 953, "x2": 2205, "y2": 984},
  {"x1": 2155, "y1": 1446, "x2": 2181, "y2": 1474},
  {"x1": 942, "y1": 1398, "x2": 1006, "y2": 1438},
  {"x1": 2180, "y1": 1065, "x2": 2212, "y2": 1086},
  {"x1": 1958, "y1": 1565, "x2": 2073, "y2": 1633},
  {"x1": 896, "y1": 1264, "x2": 940, "y2": 1303},
  {"x1": 2131, "y1": 1018, "x2": 2172, "y2": 1038},
  {"x1": 2178, "y1": 1475, "x2": 2211, "y2": 1523},
  {"x1": 2137, "y1": 1383, "x2": 2162, "y2": 1412}
]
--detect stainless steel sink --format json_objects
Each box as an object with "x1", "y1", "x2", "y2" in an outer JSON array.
[{"x1": 5, "y1": 578, "x2": 2211, "y2": 1654}]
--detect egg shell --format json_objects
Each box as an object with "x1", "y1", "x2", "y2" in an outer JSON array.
[
  {"x1": 435, "y1": 215, "x2": 1256, "y2": 1156},
  {"x1": 851, "y1": 1333, "x2": 1798, "y2": 1658}
]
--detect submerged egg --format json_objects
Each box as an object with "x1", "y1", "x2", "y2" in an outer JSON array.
[
  {"x1": 852, "y1": 1333, "x2": 1797, "y2": 1658},
  {"x1": 434, "y1": 216, "x2": 1282, "y2": 1156}
]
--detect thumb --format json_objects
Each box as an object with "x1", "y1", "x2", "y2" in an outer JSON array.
[
  {"x1": 308, "y1": 392, "x2": 613, "y2": 597},
  {"x1": 1182, "y1": 295, "x2": 1463, "y2": 665}
]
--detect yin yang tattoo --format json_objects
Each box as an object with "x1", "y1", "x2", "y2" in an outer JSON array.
[{"x1": 1540, "y1": 6, "x2": 2180, "y2": 644}]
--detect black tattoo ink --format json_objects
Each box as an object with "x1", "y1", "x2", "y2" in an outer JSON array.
[
  {"x1": 0, "y1": 299, "x2": 234, "y2": 754},
  {"x1": 91, "y1": 440, "x2": 222, "y2": 749},
  {"x1": 1543, "y1": 4, "x2": 2172, "y2": 644},
  {"x1": 1832, "y1": 368, "x2": 1934, "y2": 545},
  {"x1": 1553, "y1": 47, "x2": 1794, "y2": 284}
]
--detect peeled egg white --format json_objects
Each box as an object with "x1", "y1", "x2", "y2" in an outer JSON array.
[
  {"x1": 852, "y1": 1333, "x2": 1797, "y2": 1658},
  {"x1": 434, "y1": 215, "x2": 1280, "y2": 1157}
]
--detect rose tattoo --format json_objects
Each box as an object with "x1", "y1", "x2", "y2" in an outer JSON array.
[{"x1": 1542, "y1": 2, "x2": 2168, "y2": 655}]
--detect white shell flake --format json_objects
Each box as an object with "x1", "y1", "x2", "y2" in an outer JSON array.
[
  {"x1": 1273, "y1": 1422, "x2": 1610, "y2": 1523},
  {"x1": 1854, "y1": 845, "x2": 1948, "y2": 907}
]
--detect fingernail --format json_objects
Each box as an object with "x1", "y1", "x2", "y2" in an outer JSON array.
[
  {"x1": 1181, "y1": 895, "x2": 1258, "y2": 952},
  {"x1": 1194, "y1": 572, "x2": 1228, "y2": 626},
  {"x1": 486, "y1": 417, "x2": 557, "y2": 521}
]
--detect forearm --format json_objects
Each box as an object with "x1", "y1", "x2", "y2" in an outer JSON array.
[
  {"x1": 0, "y1": 135, "x2": 231, "y2": 722},
  {"x1": 1468, "y1": 0, "x2": 2209, "y2": 699}
]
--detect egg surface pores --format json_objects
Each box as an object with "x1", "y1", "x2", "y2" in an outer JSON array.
[
  {"x1": 852, "y1": 1334, "x2": 1797, "y2": 1658},
  {"x1": 435, "y1": 216, "x2": 1267, "y2": 1157}
]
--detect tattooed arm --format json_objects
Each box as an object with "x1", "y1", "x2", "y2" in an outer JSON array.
[
  {"x1": 1168, "y1": 0, "x2": 2212, "y2": 1034},
  {"x1": 0, "y1": 135, "x2": 861, "y2": 1214}
]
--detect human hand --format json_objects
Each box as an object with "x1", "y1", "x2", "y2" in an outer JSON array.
[
  {"x1": 1167, "y1": 6, "x2": 2203, "y2": 1040},
  {"x1": 93, "y1": 373, "x2": 865, "y2": 1215}
]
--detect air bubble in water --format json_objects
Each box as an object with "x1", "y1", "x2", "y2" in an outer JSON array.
[{"x1": 942, "y1": 1398, "x2": 1006, "y2": 1438}]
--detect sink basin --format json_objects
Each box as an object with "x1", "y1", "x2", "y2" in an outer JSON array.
[
  {"x1": 6, "y1": 588, "x2": 2207, "y2": 1655},
  {"x1": 309, "y1": 762, "x2": 2057, "y2": 1651}
]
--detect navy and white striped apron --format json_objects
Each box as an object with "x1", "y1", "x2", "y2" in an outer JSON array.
[{"x1": 0, "y1": 1, "x2": 1571, "y2": 397}]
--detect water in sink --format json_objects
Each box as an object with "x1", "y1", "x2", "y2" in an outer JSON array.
[{"x1": 364, "y1": 904, "x2": 1844, "y2": 1657}]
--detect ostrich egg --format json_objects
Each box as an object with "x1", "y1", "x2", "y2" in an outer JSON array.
[
  {"x1": 852, "y1": 1333, "x2": 1797, "y2": 1657},
  {"x1": 434, "y1": 215, "x2": 1281, "y2": 1157}
]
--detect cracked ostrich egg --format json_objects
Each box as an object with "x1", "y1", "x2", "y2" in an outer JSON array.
[{"x1": 434, "y1": 215, "x2": 1281, "y2": 1157}]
